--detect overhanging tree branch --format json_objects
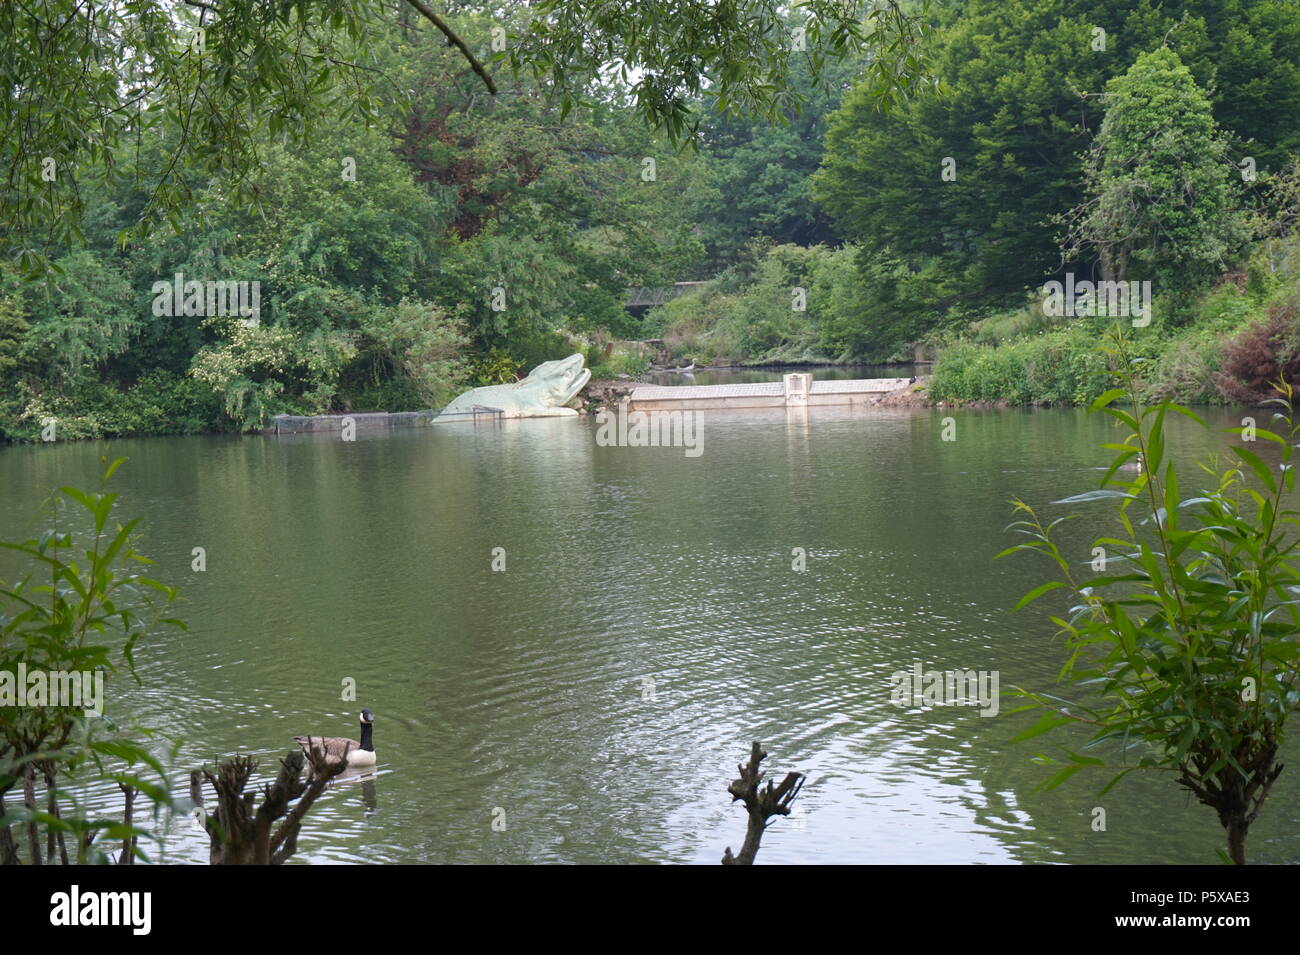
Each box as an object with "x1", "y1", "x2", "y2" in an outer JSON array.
[{"x1": 399, "y1": 0, "x2": 497, "y2": 94}]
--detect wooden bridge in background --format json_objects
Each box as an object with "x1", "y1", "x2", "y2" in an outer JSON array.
[{"x1": 625, "y1": 281, "x2": 707, "y2": 311}]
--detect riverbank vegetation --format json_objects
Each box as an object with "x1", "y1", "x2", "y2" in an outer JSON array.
[
  {"x1": 923, "y1": 38, "x2": 1300, "y2": 407},
  {"x1": 0, "y1": 1, "x2": 930, "y2": 441},
  {"x1": 653, "y1": 2, "x2": 1300, "y2": 400},
  {"x1": 9, "y1": 2, "x2": 1300, "y2": 441}
]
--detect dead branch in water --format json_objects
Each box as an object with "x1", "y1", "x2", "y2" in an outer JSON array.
[
  {"x1": 721, "y1": 741, "x2": 805, "y2": 865},
  {"x1": 195, "y1": 748, "x2": 345, "y2": 864}
]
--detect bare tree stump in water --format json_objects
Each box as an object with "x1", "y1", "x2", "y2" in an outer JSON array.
[
  {"x1": 118, "y1": 783, "x2": 136, "y2": 864},
  {"x1": 721, "y1": 741, "x2": 805, "y2": 865},
  {"x1": 193, "y1": 748, "x2": 344, "y2": 865}
]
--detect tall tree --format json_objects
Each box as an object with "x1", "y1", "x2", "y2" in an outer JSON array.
[
  {"x1": 814, "y1": 0, "x2": 1300, "y2": 345},
  {"x1": 1062, "y1": 46, "x2": 1248, "y2": 295}
]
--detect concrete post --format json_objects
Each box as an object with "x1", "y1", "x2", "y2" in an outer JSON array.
[{"x1": 784, "y1": 373, "x2": 811, "y2": 407}]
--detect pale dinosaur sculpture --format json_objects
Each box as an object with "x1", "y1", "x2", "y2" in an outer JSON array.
[{"x1": 436, "y1": 353, "x2": 591, "y2": 420}]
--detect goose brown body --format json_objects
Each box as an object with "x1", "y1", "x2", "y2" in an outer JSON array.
[
  {"x1": 293, "y1": 710, "x2": 377, "y2": 774},
  {"x1": 293, "y1": 734, "x2": 362, "y2": 765}
]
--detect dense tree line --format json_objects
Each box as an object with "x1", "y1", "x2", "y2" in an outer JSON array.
[
  {"x1": 1, "y1": 12, "x2": 715, "y2": 437},
  {"x1": 812, "y1": 0, "x2": 1300, "y2": 357},
  {"x1": 11, "y1": 0, "x2": 1300, "y2": 440},
  {"x1": 660, "y1": 0, "x2": 1300, "y2": 393}
]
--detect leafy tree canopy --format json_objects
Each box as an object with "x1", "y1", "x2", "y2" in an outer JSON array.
[{"x1": 2, "y1": 0, "x2": 935, "y2": 270}]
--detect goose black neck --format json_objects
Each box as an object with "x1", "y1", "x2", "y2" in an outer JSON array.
[{"x1": 359, "y1": 722, "x2": 374, "y2": 752}]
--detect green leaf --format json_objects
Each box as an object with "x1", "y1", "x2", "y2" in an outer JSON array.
[
  {"x1": 1146, "y1": 406, "x2": 1166, "y2": 476},
  {"x1": 1040, "y1": 764, "x2": 1085, "y2": 791},
  {"x1": 1098, "y1": 405, "x2": 1139, "y2": 431},
  {"x1": 1164, "y1": 403, "x2": 1207, "y2": 428},
  {"x1": 1013, "y1": 580, "x2": 1066, "y2": 611},
  {"x1": 1054, "y1": 489, "x2": 1136, "y2": 504},
  {"x1": 1010, "y1": 711, "x2": 1075, "y2": 743},
  {"x1": 1231, "y1": 445, "x2": 1277, "y2": 494},
  {"x1": 1090, "y1": 389, "x2": 1127, "y2": 411},
  {"x1": 1097, "y1": 767, "x2": 1135, "y2": 796}
]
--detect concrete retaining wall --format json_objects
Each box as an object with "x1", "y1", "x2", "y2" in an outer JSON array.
[
  {"x1": 628, "y1": 375, "x2": 912, "y2": 412},
  {"x1": 267, "y1": 410, "x2": 438, "y2": 434}
]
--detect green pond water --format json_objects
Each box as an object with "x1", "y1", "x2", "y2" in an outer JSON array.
[{"x1": 1, "y1": 403, "x2": 1296, "y2": 864}]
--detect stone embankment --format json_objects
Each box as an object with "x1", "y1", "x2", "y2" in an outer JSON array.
[
  {"x1": 876, "y1": 377, "x2": 930, "y2": 407},
  {"x1": 574, "y1": 379, "x2": 636, "y2": 415}
]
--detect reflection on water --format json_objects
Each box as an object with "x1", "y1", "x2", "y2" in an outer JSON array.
[{"x1": 0, "y1": 404, "x2": 1295, "y2": 864}]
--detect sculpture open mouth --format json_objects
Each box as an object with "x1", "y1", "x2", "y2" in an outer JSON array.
[
  {"x1": 523, "y1": 353, "x2": 590, "y2": 405},
  {"x1": 555, "y1": 358, "x2": 592, "y2": 404}
]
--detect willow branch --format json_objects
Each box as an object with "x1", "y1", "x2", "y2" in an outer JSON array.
[{"x1": 400, "y1": 0, "x2": 497, "y2": 94}]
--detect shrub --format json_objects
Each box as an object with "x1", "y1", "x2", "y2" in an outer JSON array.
[
  {"x1": 1141, "y1": 327, "x2": 1225, "y2": 404},
  {"x1": 1193, "y1": 281, "x2": 1256, "y2": 334},
  {"x1": 656, "y1": 243, "x2": 859, "y2": 365},
  {"x1": 1006, "y1": 331, "x2": 1300, "y2": 864},
  {"x1": 930, "y1": 326, "x2": 1113, "y2": 405},
  {"x1": 589, "y1": 346, "x2": 650, "y2": 378},
  {"x1": 0, "y1": 372, "x2": 226, "y2": 442},
  {"x1": 382, "y1": 301, "x2": 470, "y2": 407},
  {"x1": 0, "y1": 460, "x2": 184, "y2": 863},
  {"x1": 1215, "y1": 297, "x2": 1300, "y2": 403},
  {"x1": 468, "y1": 348, "x2": 524, "y2": 386}
]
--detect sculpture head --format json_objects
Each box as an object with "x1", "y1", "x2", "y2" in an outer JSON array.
[{"x1": 519, "y1": 353, "x2": 590, "y2": 406}]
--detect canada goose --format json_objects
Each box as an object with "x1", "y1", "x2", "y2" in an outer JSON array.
[{"x1": 293, "y1": 709, "x2": 377, "y2": 775}]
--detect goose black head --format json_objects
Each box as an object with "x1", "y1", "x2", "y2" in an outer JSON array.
[{"x1": 358, "y1": 709, "x2": 375, "y2": 752}]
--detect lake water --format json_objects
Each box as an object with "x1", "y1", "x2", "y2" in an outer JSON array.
[{"x1": 1, "y1": 403, "x2": 1296, "y2": 864}]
